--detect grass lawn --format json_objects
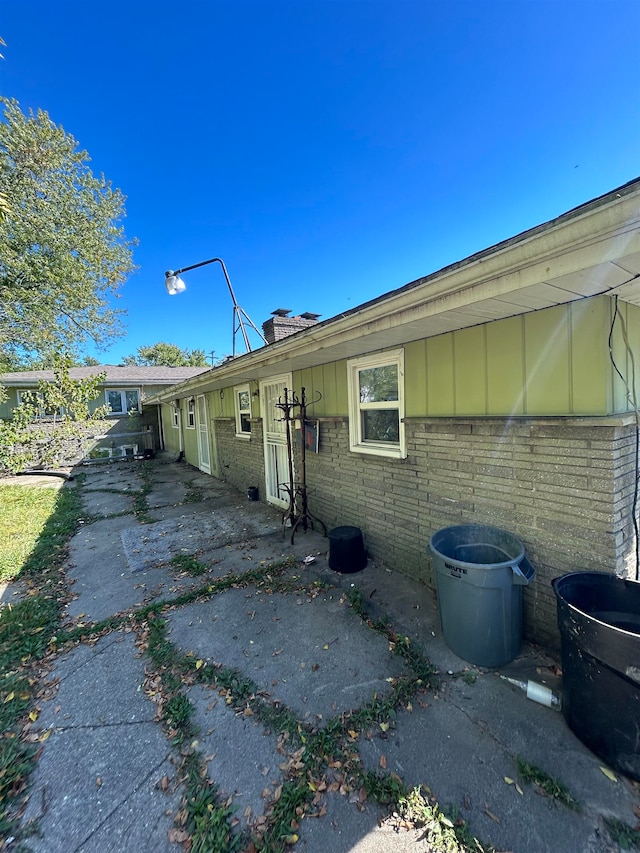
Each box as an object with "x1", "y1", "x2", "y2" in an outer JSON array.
[
  {"x1": 0, "y1": 484, "x2": 78, "y2": 583},
  {"x1": 0, "y1": 481, "x2": 83, "y2": 840}
]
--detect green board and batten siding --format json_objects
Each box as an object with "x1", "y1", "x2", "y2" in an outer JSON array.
[
  {"x1": 290, "y1": 297, "x2": 639, "y2": 419},
  {"x1": 159, "y1": 296, "x2": 640, "y2": 441}
]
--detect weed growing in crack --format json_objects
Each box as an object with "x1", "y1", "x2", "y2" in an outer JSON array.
[
  {"x1": 164, "y1": 693, "x2": 194, "y2": 733},
  {"x1": 604, "y1": 816, "x2": 640, "y2": 850},
  {"x1": 361, "y1": 775, "x2": 481, "y2": 852},
  {"x1": 180, "y1": 751, "x2": 245, "y2": 853},
  {"x1": 132, "y1": 461, "x2": 156, "y2": 522},
  {"x1": 183, "y1": 485, "x2": 205, "y2": 504},
  {"x1": 171, "y1": 554, "x2": 208, "y2": 576},
  {"x1": 345, "y1": 587, "x2": 438, "y2": 688},
  {"x1": 146, "y1": 615, "x2": 181, "y2": 669},
  {"x1": 258, "y1": 779, "x2": 310, "y2": 852},
  {"x1": 516, "y1": 757, "x2": 580, "y2": 811},
  {"x1": 361, "y1": 769, "x2": 405, "y2": 804},
  {"x1": 135, "y1": 552, "x2": 490, "y2": 852}
]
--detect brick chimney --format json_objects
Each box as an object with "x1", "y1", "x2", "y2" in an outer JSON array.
[{"x1": 262, "y1": 309, "x2": 321, "y2": 344}]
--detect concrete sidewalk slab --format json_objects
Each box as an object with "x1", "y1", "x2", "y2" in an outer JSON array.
[
  {"x1": 187, "y1": 683, "x2": 286, "y2": 833},
  {"x1": 21, "y1": 632, "x2": 181, "y2": 853},
  {"x1": 13, "y1": 458, "x2": 640, "y2": 853},
  {"x1": 81, "y1": 489, "x2": 136, "y2": 517},
  {"x1": 166, "y1": 587, "x2": 410, "y2": 723},
  {"x1": 120, "y1": 508, "x2": 282, "y2": 574},
  {"x1": 80, "y1": 465, "x2": 142, "y2": 493}
]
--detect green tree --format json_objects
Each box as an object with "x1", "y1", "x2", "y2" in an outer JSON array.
[
  {"x1": 0, "y1": 98, "x2": 137, "y2": 364},
  {"x1": 122, "y1": 342, "x2": 210, "y2": 367},
  {"x1": 0, "y1": 355, "x2": 107, "y2": 473}
]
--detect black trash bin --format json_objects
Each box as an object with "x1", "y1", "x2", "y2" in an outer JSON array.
[
  {"x1": 552, "y1": 572, "x2": 640, "y2": 781},
  {"x1": 329, "y1": 526, "x2": 367, "y2": 573},
  {"x1": 429, "y1": 524, "x2": 535, "y2": 667}
]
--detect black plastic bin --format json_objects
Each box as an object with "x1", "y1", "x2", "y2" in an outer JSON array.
[
  {"x1": 429, "y1": 524, "x2": 535, "y2": 667},
  {"x1": 329, "y1": 526, "x2": 367, "y2": 573},
  {"x1": 552, "y1": 571, "x2": 640, "y2": 781}
]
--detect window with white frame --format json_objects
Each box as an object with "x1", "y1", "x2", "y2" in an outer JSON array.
[
  {"x1": 16, "y1": 390, "x2": 64, "y2": 419},
  {"x1": 186, "y1": 398, "x2": 196, "y2": 429},
  {"x1": 234, "y1": 384, "x2": 252, "y2": 437},
  {"x1": 347, "y1": 349, "x2": 406, "y2": 458},
  {"x1": 105, "y1": 388, "x2": 140, "y2": 416},
  {"x1": 171, "y1": 404, "x2": 180, "y2": 429}
]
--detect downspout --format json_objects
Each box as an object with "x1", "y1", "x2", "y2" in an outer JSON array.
[{"x1": 158, "y1": 402, "x2": 165, "y2": 451}]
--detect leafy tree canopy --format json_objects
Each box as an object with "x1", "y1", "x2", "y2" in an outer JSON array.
[
  {"x1": 0, "y1": 353, "x2": 107, "y2": 473},
  {"x1": 0, "y1": 98, "x2": 137, "y2": 365},
  {"x1": 122, "y1": 342, "x2": 210, "y2": 367}
]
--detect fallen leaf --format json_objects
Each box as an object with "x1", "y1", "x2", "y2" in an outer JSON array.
[
  {"x1": 284, "y1": 835, "x2": 299, "y2": 845},
  {"x1": 600, "y1": 766, "x2": 617, "y2": 782},
  {"x1": 379, "y1": 755, "x2": 387, "y2": 770},
  {"x1": 195, "y1": 659, "x2": 204, "y2": 670},
  {"x1": 516, "y1": 783, "x2": 524, "y2": 795},
  {"x1": 323, "y1": 644, "x2": 330, "y2": 650},
  {"x1": 28, "y1": 710, "x2": 39, "y2": 722},
  {"x1": 39, "y1": 730, "x2": 51, "y2": 742},
  {"x1": 96, "y1": 777, "x2": 102, "y2": 788},
  {"x1": 504, "y1": 777, "x2": 514, "y2": 785},
  {"x1": 484, "y1": 803, "x2": 501, "y2": 824},
  {"x1": 4, "y1": 692, "x2": 15, "y2": 703},
  {"x1": 168, "y1": 828, "x2": 189, "y2": 843},
  {"x1": 380, "y1": 722, "x2": 390, "y2": 732}
]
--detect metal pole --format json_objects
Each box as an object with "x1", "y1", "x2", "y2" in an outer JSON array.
[{"x1": 171, "y1": 257, "x2": 267, "y2": 355}]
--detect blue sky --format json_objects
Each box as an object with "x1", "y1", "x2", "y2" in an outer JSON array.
[{"x1": 2, "y1": 0, "x2": 639, "y2": 364}]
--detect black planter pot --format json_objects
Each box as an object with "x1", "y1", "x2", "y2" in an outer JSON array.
[{"x1": 553, "y1": 571, "x2": 640, "y2": 781}]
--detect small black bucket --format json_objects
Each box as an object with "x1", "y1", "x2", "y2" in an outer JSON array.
[
  {"x1": 553, "y1": 571, "x2": 640, "y2": 781},
  {"x1": 247, "y1": 486, "x2": 259, "y2": 501},
  {"x1": 329, "y1": 526, "x2": 367, "y2": 573}
]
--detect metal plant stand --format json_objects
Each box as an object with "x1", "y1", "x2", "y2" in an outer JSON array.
[{"x1": 274, "y1": 387, "x2": 327, "y2": 543}]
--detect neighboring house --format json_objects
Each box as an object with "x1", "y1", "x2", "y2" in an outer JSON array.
[
  {"x1": 0, "y1": 365, "x2": 209, "y2": 461},
  {"x1": 152, "y1": 179, "x2": 640, "y2": 648}
]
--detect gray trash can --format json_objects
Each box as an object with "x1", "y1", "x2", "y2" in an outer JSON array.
[{"x1": 428, "y1": 524, "x2": 535, "y2": 667}]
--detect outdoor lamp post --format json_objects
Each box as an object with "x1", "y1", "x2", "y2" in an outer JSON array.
[{"x1": 164, "y1": 257, "x2": 267, "y2": 357}]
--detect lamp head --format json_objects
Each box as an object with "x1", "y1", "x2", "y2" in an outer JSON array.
[{"x1": 165, "y1": 270, "x2": 187, "y2": 295}]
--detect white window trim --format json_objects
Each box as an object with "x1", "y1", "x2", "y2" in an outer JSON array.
[
  {"x1": 347, "y1": 349, "x2": 406, "y2": 459},
  {"x1": 186, "y1": 398, "x2": 196, "y2": 429},
  {"x1": 234, "y1": 384, "x2": 252, "y2": 439},
  {"x1": 171, "y1": 405, "x2": 180, "y2": 429},
  {"x1": 105, "y1": 388, "x2": 141, "y2": 417},
  {"x1": 16, "y1": 390, "x2": 64, "y2": 419}
]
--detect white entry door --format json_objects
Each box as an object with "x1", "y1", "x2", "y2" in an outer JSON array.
[
  {"x1": 196, "y1": 394, "x2": 211, "y2": 474},
  {"x1": 260, "y1": 374, "x2": 292, "y2": 508}
]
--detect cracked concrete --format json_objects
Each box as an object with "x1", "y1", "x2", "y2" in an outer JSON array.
[
  {"x1": 21, "y1": 632, "x2": 181, "y2": 852},
  {"x1": 11, "y1": 458, "x2": 640, "y2": 853}
]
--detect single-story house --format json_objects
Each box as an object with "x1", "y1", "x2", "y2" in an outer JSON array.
[
  {"x1": 0, "y1": 365, "x2": 209, "y2": 460},
  {"x1": 153, "y1": 179, "x2": 640, "y2": 648}
]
